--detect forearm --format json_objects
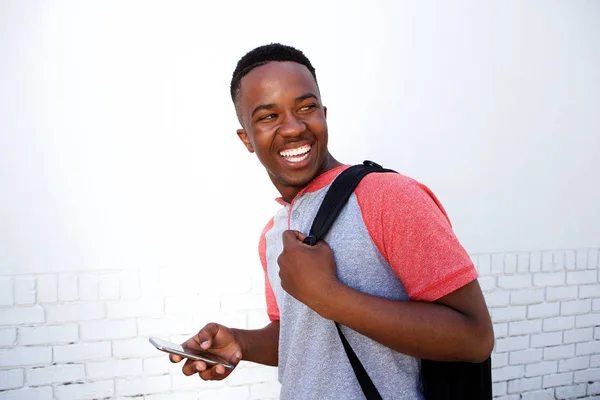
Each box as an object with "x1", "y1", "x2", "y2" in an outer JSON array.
[
  {"x1": 321, "y1": 282, "x2": 492, "y2": 362},
  {"x1": 232, "y1": 321, "x2": 279, "y2": 366}
]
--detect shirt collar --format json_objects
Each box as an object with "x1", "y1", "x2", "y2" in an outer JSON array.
[{"x1": 275, "y1": 164, "x2": 351, "y2": 205}]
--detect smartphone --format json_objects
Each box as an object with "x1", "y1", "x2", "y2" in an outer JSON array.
[{"x1": 148, "y1": 337, "x2": 235, "y2": 370}]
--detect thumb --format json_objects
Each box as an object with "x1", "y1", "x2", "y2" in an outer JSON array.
[{"x1": 196, "y1": 323, "x2": 219, "y2": 349}]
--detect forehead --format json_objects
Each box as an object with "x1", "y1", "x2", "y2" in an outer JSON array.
[{"x1": 238, "y1": 61, "x2": 319, "y2": 107}]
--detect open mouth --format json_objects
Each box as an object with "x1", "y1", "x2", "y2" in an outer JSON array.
[{"x1": 279, "y1": 144, "x2": 311, "y2": 163}]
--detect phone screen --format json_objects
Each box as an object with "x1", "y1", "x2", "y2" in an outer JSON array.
[{"x1": 149, "y1": 337, "x2": 234, "y2": 369}]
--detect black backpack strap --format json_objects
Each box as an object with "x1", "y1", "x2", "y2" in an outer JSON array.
[
  {"x1": 303, "y1": 161, "x2": 395, "y2": 246},
  {"x1": 303, "y1": 160, "x2": 394, "y2": 400}
]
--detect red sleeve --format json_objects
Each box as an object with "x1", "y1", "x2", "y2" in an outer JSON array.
[
  {"x1": 258, "y1": 218, "x2": 280, "y2": 321},
  {"x1": 354, "y1": 172, "x2": 477, "y2": 301}
]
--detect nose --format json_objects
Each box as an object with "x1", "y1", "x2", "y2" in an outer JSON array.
[{"x1": 278, "y1": 113, "x2": 305, "y2": 138}]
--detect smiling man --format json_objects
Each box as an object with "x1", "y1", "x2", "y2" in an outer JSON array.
[{"x1": 171, "y1": 43, "x2": 494, "y2": 399}]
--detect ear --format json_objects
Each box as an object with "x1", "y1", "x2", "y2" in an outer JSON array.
[
  {"x1": 323, "y1": 106, "x2": 327, "y2": 119},
  {"x1": 237, "y1": 129, "x2": 255, "y2": 153}
]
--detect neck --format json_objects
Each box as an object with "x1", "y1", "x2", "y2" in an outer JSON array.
[{"x1": 278, "y1": 154, "x2": 343, "y2": 203}]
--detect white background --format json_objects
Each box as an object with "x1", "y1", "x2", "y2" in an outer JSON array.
[{"x1": 1, "y1": 0, "x2": 599, "y2": 276}]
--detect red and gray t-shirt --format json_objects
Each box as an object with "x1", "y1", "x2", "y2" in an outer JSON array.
[{"x1": 259, "y1": 165, "x2": 477, "y2": 400}]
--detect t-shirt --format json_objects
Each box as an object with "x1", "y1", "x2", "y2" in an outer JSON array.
[{"x1": 258, "y1": 165, "x2": 477, "y2": 400}]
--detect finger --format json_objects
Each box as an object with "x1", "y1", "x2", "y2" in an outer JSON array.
[
  {"x1": 182, "y1": 359, "x2": 206, "y2": 376},
  {"x1": 199, "y1": 364, "x2": 229, "y2": 381},
  {"x1": 195, "y1": 323, "x2": 220, "y2": 350},
  {"x1": 282, "y1": 230, "x2": 306, "y2": 246},
  {"x1": 169, "y1": 354, "x2": 183, "y2": 363}
]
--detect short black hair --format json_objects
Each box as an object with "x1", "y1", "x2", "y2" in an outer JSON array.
[{"x1": 230, "y1": 43, "x2": 318, "y2": 105}]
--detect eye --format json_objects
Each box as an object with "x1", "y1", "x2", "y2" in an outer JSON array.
[
  {"x1": 299, "y1": 104, "x2": 317, "y2": 112},
  {"x1": 258, "y1": 113, "x2": 277, "y2": 121}
]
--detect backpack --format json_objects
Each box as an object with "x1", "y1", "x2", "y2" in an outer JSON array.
[{"x1": 303, "y1": 160, "x2": 492, "y2": 400}]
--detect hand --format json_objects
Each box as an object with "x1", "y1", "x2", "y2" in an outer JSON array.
[
  {"x1": 277, "y1": 230, "x2": 341, "y2": 316},
  {"x1": 170, "y1": 323, "x2": 242, "y2": 381}
]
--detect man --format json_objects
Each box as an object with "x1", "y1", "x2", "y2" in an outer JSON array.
[{"x1": 171, "y1": 43, "x2": 494, "y2": 399}]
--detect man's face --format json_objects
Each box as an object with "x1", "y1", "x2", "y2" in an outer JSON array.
[{"x1": 236, "y1": 61, "x2": 331, "y2": 199}]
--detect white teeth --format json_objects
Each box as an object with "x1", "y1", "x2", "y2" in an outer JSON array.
[{"x1": 280, "y1": 145, "x2": 311, "y2": 158}]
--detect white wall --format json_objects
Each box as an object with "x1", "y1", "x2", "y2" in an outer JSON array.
[{"x1": 1, "y1": 1, "x2": 599, "y2": 399}]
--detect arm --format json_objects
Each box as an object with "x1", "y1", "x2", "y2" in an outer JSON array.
[
  {"x1": 278, "y1": 230, "x2": 493, "y2": 363},
  {"x1": 170, "y1": 321, "x2": 279, "y2": 380}
]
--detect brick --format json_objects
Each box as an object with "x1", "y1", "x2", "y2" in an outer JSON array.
[
  {"x1": 576, "y1": 249, "x2": 588, "y2": 269},
  {"x1": 165, "y1": 295, "x2": 220, "y2": 315},
  {"x1": 579, "y1": 284, "x2": 600, "y2": 299},
  {"x1": 14, "y1": 277, "x2": 35, "y2": 305},
  {"x1": 249, "y1": 381, "x2": 281, "y2": 400},
  {"x1": 0, "y1": 328, "x2": 17, "y2": 346},
  {"x1": 525, "y1": 361, "x2": 557, "y2": 377},
  {"x1": 543, "y1": 344, "x2": 574, "y2": 360},
  {"x1": 146, "y1": 392, "x2": 199, "y2": 400},
  {"x1": 0, "y1": 306, "x2": 44, "y2": 326},
  {"x1": 597, "y1": 326, "x2": 600, "y2": 339},
  {"x1": 576, "y1": 340, "x2": 600, "y2": 356},
  {"x1": 45, "y1": 302, "x2": 104, "y2": 322},
  {"x1": 0, "y1": 369, "x2": 24, "y2": 390},
  {"x1": 517, "y1": 253, "x2": 530, "y2": 273},
  {"x1": 504, "y1": 253, "x2": 518, "y2": 273},
  {"x1": 58, "y1": 273, "x2": 78, "y2": 301},
  {"x1": 509, "y1": 349, "x2": 543, "y2": 365},
  {"x1": 589, "y1": 382, "x2": 600, "y2": 396},
  {"x1": 552, "y1": 251, "x2": 566, "y2": 268},
  {"x1": 528, "y1": 302, "x2": 560, "y2": 319},
  {"x1": 19, "y1": 324, "x2": 78, "y2": 345},
  {"x1": 521, "y1": 389, "x2": 555, "y2": 400},
  {"x1": 197, "y1": 386, "x2": 249, "y2": 400},
  {"x1": 491, "y1": 306, "x2": 527, "y2": 322},
  {"x1": 493, "y1": 323, "x2": 508, "y2": 338},
  {"x1": 221, "y1": 293, "x2": 267, "y2": 311},
  {"x1": 118, "y1": 270, "x2": 140, "y2": 299},
  {"x1": 55, "y1": 380, "x2": 114, "y2": 400},
  {"x1": 494, "y1": 352, "x2": 509, "y2": 368},
  {"x1": 142, "y1": 356, "x2": 180, "y2": 375},
  {"x1": 113, "y1": 337, "x2": 158, "y2": 358},
  {"x1": 99, "y1": 276, "x2": 120, "y2": 299},
  {"x1": 106, "y1": 297, "x2": 164, "y2": 319},
  {"x1": 26, "y1": 364, "x2": 85, "y2": 386},
  {"x1": 0, "y1": 346, "x2": 51, "y2": 367},
  {"x1": 507, "y1": 376, "x2": 541, "y2": 393},
  {"x1": 0, "y1": 386, "x2": 53, "y2": 400},
  {"x1": 568, "y1": 270, "x2": 597, "y2": 285},
  {"x1": 509, "y1": 319, "x2": 541, "y2": 336},
  {"x1": 556, "y1": 384, "x2": 586, "y2": 399},
  {"x1": 171, "y1": 372, "x2": 223, "y2": 390},
  {"x1": 592, "y1": 354, "x2": 600, "y2": 368},
  {"x1": 510, "y1": 288, "x2": 544, "y2": 305},
  {"x1": 490, "y1": 253, "x2": 503, "y2": 274},
  {"x1": 495, "y1": 335, "x2": 529, "y2": 353},
  {"x1": 594, "y1": 298, "x2": 600, "y2": 311},
  {"x1": 0, "y1": 278, "x2": 13, "y2": 306},
  {"x1": 36, "y1": 274, "x2": 57, "y2": 303},
  {"x1": 137, "y1": 316, "x2": 194, "y2": 337},
  {"x1": 80, "y1": 319, "x2": 136, "y2": 341},
  {"x1": 547, "y1": 286, "x2": 578, "y2": 301},
  {"x1": 529, "y1": 252, "x2": 542, "y2": 272},
  {"x1": 530, "y1": 332, "x2": 562, "y2": 348},
  {"x1": 228, "y1": 365, "x2": 277, "y2": 386},
  {"x1": 575, "y1": 312, "x2": 600, "y2": 328},
  {"x1": 588, "y1": 249, "x2": 599, "y2": 269},
  {"x1": 542, "y1": 372, "x2": 573, "y2": 388},
  {"x1": 498, "y1": 275, "x2": 531, "y2": 289},
  {"x1": 565, "y1": 250, "x2": 577, "y2": 269},
  {"x1": 54, "y1": 342, "x2": 111, "y2": 362},
  {"x1": 561, "y1": 298, "x2": 592, "y2": 315},
  {"x1": 533, "y1": 272, "x2": 565, "y2": 287},
  {"x1": 558, "y1": 356, "x2": 590, "y2": 372},
  {"x1": 492, "y1": 365, "x2": 523, "y2": 382},
  {"x1": 78, "y1": 274, "x2": 99, "y2": 301},
  {"x1": 492, "y1": 381, "x2": 507, "y2": 396},
  {"x1": 478, "y1": 276, "x2": 496, "y2": 291},
  {"x1": 475, "y1": 254, "x2": 490, "y2": 274},
  {"x1": 564, "y1": 327, "x2": 594, "y2": 344},
  {"x1": 484, "y1": 291, "x2": 510, "y2": 308},
  {"x1": 574, "y1": 367, "x2": 600, "y2": 383},
  {"x1": 541, "y1": 252, "x2": 555, "y2": 271},
  {"x1": 543, "y1": 316, "x2": 574, "y2": 332},
  {"x1": 115, "y1": 375, "x2": 171, "y2": 396},
  {"x1": 86, "y1": 358, "x2": 142, "y2": 379}
]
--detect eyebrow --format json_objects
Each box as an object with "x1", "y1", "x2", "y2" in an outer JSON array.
[{"x1": 250, "y1": 93, "x2": 319, "y2": 118}]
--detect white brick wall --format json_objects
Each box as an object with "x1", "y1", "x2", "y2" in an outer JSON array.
[{"x1": 0, "y1": 247, "x2": 597, "y2": 399}]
